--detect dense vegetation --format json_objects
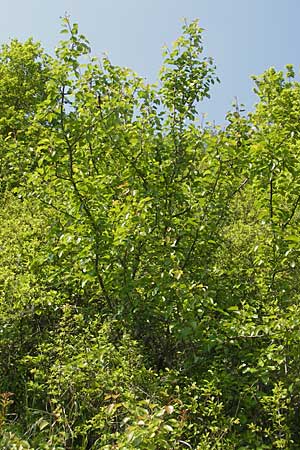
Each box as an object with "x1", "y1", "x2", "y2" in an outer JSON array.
[{"x1": 1, "y1": 17, "x2": 300, "y2": 449}]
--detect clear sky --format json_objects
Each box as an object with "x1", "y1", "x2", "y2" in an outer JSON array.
[{"x1": 1, "y1": 0, "x2": 299, "y2": 125}]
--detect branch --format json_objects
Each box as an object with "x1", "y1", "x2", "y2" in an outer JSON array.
[
  {"x1": 229, "y1": 177, "x2": 249, "y2": 199},
  {"x1": 269, "y1": 176, "x2": 273, "y2": 220},
  {"x1": 34, "y1": 196, "x2": 77, "y2": 220},
  {"x1": 282, "y1": 194, "x2": 300, "y2": 230},
  {"x1": 181, "y1": 157, "x2": 222, "y2": 270},
  {"x1": 59, "y1": 85, "x2": 113, "y2": 309}
]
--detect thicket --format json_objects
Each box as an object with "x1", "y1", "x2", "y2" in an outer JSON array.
[{"x1": 1, "y1": 17, "x2": 300, "y2": 449}]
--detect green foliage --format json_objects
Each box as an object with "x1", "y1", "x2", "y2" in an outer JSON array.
[
  {"x1": 1, "y1": 16, "x2": 300, "y2": 449},
  {"x1": 0, "y1": 39, "x2": 50, "y2": 191}
]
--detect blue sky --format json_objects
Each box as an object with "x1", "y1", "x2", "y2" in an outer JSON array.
[{"x1": 1, "y1": 0, "x2": 299, "y2": 124}]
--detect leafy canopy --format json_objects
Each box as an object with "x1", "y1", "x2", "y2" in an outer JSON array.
[{"x1": 1, "y1": 16, "x2": 300, "y2": 450}]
